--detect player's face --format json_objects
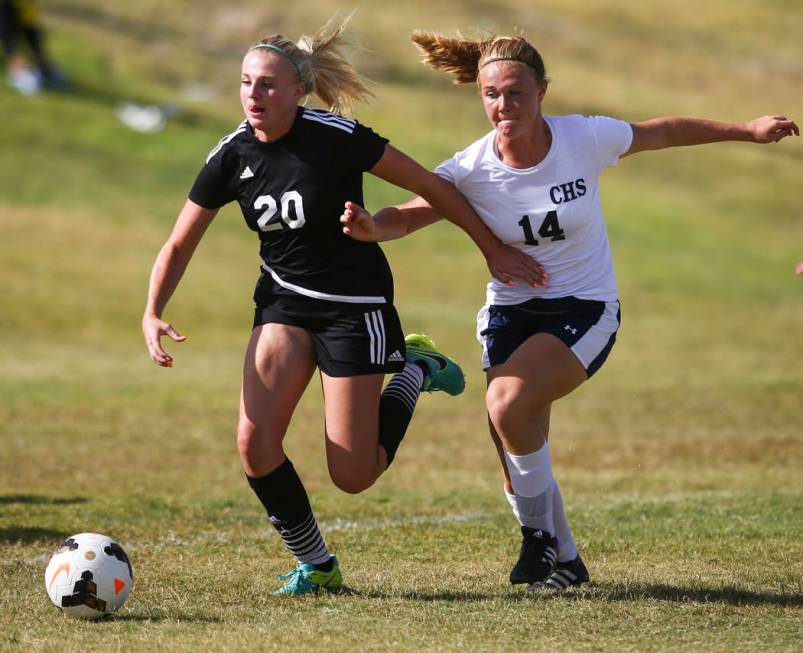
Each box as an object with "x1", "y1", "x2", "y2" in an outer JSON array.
[
  {"x1": 240, "y1": 50, "x2": 304, "y2": 140},
  {"x1": 479, "y1": 62, "x2": 547, "y2": 141}
]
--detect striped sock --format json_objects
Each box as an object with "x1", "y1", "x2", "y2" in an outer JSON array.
[
  {"x1": 246, "y1": 458, "x2": 330, "y2": 566},
  {"x1": 269, "y1": 512, "x2": 329, "y2": 565},
  {"x1": 378, "y1": 363, "x2": 424, "y2": 466}
]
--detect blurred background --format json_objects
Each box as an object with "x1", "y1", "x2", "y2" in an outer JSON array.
[
  {"x1": 1, "y1": 2, "x2": 801, "y2": 648},
  {"x1": 1, "y1": 0, "x2": 801, "y2": 501}
]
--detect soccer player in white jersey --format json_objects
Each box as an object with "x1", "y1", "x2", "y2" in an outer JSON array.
[
  {"x1": 141, "y1": 18, "x2": 544, "y2": 597},
  {"x1": 341, "y1": 31, "x2": 798, "y2": 592}
]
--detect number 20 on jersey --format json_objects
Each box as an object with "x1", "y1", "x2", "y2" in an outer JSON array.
[{"x1": 255, "y1": 192, "x2": 306, "y2": 232}]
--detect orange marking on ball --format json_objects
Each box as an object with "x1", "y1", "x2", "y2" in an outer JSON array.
[{"x1": 49, "y1": 562, "x2": 70, "y2": 590}]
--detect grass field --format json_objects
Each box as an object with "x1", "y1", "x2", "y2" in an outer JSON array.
[{"x1": 1, "y1": 1, "x2": 801, "y2": 651}]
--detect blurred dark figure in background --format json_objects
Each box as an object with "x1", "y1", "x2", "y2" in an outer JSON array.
[{"x1": 1, "y1": 0, "x2": 65, "y2": 94}]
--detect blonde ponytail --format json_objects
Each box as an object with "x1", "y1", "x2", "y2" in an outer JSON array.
[
  {"x1": 250, "y1": 14, "x2": 373, "y2": 117},
  {"x1": 410, "y1": 31, "x2": 489, "y2": 84},
  {"x1": 297, "y1": 15, "x2": 373, "y2": 116},
  {"x1": 411, "y1": 30, "x2": 547, "y2": 85}
]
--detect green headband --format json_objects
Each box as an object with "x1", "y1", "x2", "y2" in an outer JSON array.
[{"x1": 249, "y1": 43, "x2": 301, "y2": 78}]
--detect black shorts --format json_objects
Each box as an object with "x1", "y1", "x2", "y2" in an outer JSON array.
[
  {"x1": 253, "y1": 296, "x2": 407, "y2": 377},
  {"x1": 477, "y1": 296, "x2": 621, "y2": 378}
]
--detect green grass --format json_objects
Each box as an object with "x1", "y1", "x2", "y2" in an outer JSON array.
[{"x1": 1, "y1": 1, "x2": 802, "y2": 651}]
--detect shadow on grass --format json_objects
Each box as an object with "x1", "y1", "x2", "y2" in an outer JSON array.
[
  {"x1": 338, "y1": 583, "x2": 802, "y2": 607},
  {"x1": 0, "y1": 527, "x2": 66, "y2": 544},
  {"x1": 0, "y1": 494, "x2": 87, "y2": 506},
  {"x1": 558, "y1": 582, "x2": 803, "y2": 608},
  {"x1": 338, "y1": 586, "x2": 501, "y2": 601},
  {"x1": 112, "y1": 613, "x2": 223, "y2": 623}
]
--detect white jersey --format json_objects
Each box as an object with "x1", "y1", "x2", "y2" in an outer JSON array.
[{"x1": 435, "y1": 114, "x2": 633, "y2": 305}]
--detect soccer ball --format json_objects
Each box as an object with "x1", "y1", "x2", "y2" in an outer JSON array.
[{"x1": 44, "y1": 532, "x2": 133, "y2": 619}]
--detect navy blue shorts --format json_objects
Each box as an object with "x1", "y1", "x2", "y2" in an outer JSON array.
[
  {"x1": 253, "y1": 296, "x2": 406, "y2": 377},
  {"x1": 476, "y1": 296, "x2": 621, "y2": 378}
]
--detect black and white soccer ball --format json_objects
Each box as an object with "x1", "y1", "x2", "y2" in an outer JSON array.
[{"x1": 44, "y1": 532, "x2": 133, "y2": 619}]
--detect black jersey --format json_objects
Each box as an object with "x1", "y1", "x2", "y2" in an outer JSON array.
[{"x1": 189, "y1": 107, "x2": 393, "y2": 306}]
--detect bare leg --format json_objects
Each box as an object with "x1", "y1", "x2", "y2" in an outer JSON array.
[
  {"x1": 320, "y1": 372, "x2": 388, "y2": 494},
  {"x1": 489, "y1": 405, "x2": 552, "y2": 494},
  {"x1": 239, "y1": 323, "x2": 337, "y2": 571},
  {"x1": 486, "y1": 333, "x2": 586, "y2": 583},
  {"x1": 486, "y1": 333, "x2": 585, "y2": 455},
  {"x1": 238, "y1": 323, "x2": 316, "y2": 475}
]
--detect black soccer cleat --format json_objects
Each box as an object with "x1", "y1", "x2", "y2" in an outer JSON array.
[
  {"x1": 527, "y1": 555, "x2": 590, "y2": 592},
  {"x1": 509, "y1": 527, "x2": 558, "y2": 585}
]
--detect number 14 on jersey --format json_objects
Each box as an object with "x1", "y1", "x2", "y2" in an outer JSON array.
[{"x1": 517, "y1": 210, "x2": 565, "y2": 246}]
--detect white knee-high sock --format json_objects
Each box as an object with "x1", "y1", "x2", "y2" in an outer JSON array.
[
  {"x1": 504, "y1": 484, "x2": 556, "y2": 534},
  {"x1": 504, "y1": 486, "x2": 520, "y2": 522},
  {"x1": 505, "y1": 478, "x2": 577, "y2": 560},
  {"x1": 504, "y1": 443, "x2": 555, "y2": 534},
  {"x1": 551, "y1": 479, "x2": 578, "y2": 562}
]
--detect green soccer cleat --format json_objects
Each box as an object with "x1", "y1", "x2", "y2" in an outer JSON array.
[
  {"x1": 404, "y1": 333, "x2": 466, "y2": 396},
  {"x1": 272, "y1": 556, "x2": 343, "y2": 596}
]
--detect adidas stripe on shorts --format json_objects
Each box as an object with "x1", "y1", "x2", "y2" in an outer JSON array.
[
  {"x1": 477, "y1": 296, "x2": 621, "y2": 377},
  {"x1": 254, "y1": 297, "x2": 406, "y2": 377}
]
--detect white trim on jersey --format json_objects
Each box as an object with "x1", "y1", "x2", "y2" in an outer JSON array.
[
  {"x1": 301, "y1": 108, "x2": 356, "y2": 134},
  {"x1": 303, "y1": 108, "x2": 356, "y2": 129},
  {"x1": 260, "y1": 262, "x2": 387, "y2": 304},
  {"x1": 364, "y1": 310, "x2": 386, "y2": 364},
  {"x1": 206, "y1": 120, "x2": 248, "y2": 163}
]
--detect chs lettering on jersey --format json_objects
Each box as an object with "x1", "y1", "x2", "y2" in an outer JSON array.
[
  {"x1": 190, "y1": 107, "x2": 393, "y2": 306},
  {"x1": 435, "y1": 114, "x2": 633, "y2": 306}
]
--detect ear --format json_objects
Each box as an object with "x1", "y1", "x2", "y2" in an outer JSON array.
[{"x1": 537, "y1": 80, "x2": 548, "y2": 102}]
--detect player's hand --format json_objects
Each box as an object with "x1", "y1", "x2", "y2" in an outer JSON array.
[
  {"x1": 340, "y1": 201, "x2": 378, "y2": 241},
  {"x1": 747, "y1": 115, "x2": 799, "y2": 143},
  {"x1": 142, "y1": 315, "x2": 186, "y2": 367},
  {"x1": 486, "y1": 242, "x2": 548, "y2": 287}
]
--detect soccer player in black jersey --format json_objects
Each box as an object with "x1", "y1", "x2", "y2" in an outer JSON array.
[{"x1": 142, "y1": 16, "x2": 544, "y2": 596}]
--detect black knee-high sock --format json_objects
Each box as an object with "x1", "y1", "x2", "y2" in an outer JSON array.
[
  {"x1": 378, "y1": 362, "x2": 425, "y2": 466},
  {"x1": 246, "y1": 457, "x2": 331, "y2": 566}
]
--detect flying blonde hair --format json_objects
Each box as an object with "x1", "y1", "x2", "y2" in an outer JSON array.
[
  {"x1": 410, "y1": 30, "x2": 547, "y2": 85},
  {"x1": 249, "y1": 14, "x2": 373, "y2": 116}
]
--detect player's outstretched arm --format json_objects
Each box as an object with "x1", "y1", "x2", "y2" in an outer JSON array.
[
  {"x1": 142, "y1": 199, "x2": 218, "y2": 367},
  {"x1": 340, "y1": 197, "x2": 441, "y2": 242},
  {"x1": 367, "y1": 144, "x2": 546, "y2": 287},
  {"x1": 625, "y1": 115, "x2": 799, "y2": 156}
]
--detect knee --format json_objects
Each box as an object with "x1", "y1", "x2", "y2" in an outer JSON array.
[
  {"x1": 237, "y1": 420, "x2": 283, "y2": 474},
  {"x1": 236, "y1": 420, "x2": 258, "y2": 461},
  {"x1": 486, "y1": 382, "x2": 547, "y2": 438},
  {"x1": 486, "y1": 382, "x2": 522, "y2": 433},
  {"x1": 328, "y1": 464, "x2": 377, "y2": 495}
]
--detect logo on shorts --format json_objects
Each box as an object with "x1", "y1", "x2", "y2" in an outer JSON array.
[
  {"x1": 564, "y1": 324, "x2": 578, "y2": 335},
  {"x1": 387, "y1": 350, "x2": 404, "y2": 362}
]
